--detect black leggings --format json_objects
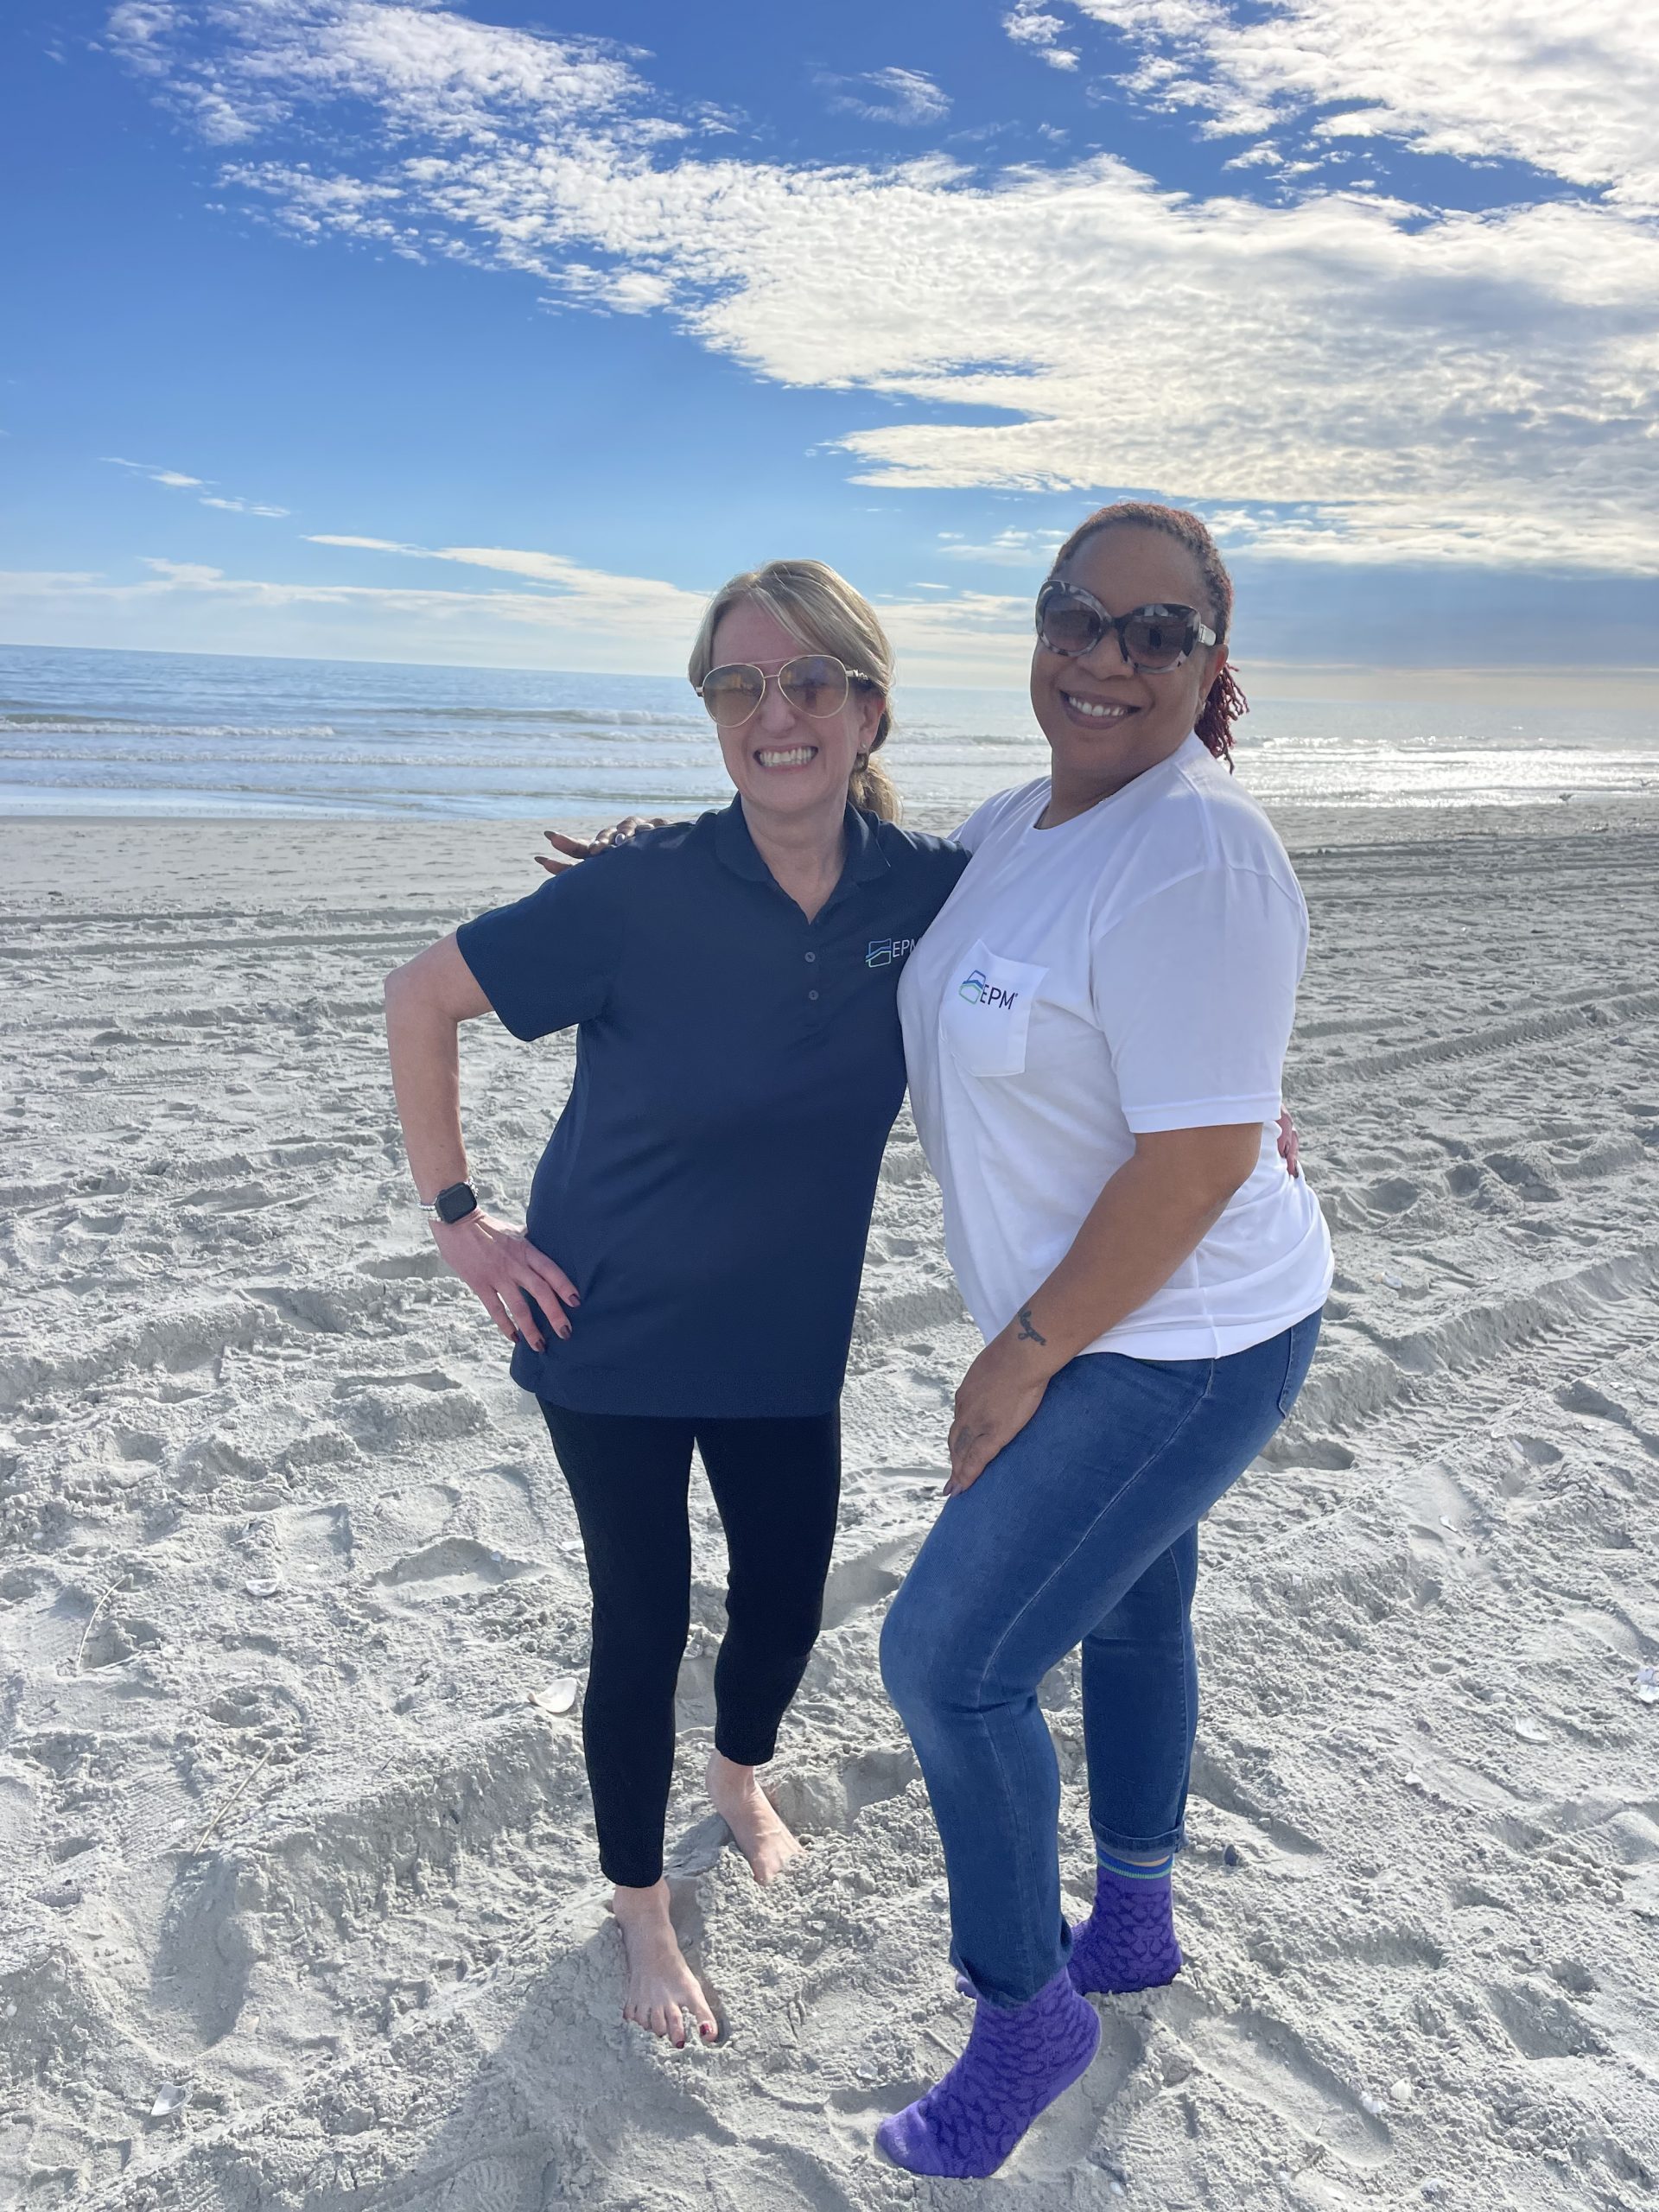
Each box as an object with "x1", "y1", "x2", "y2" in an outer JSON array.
[{"x1": 538, "y1": 1402, "x2": 842, "y2": 1889}]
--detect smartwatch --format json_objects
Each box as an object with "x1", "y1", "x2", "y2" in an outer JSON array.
[{"x1": 424, "y1": 1181, "x2": 479, "y2": 1224}]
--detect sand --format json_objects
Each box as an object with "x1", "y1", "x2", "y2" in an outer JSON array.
[{"x1": 3, "y1": 800, "x2": 1658, "y2": 2211}]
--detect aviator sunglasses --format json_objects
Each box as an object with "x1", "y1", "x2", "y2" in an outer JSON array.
[
  {"x1": 696, "y1": 653, "x2": 874, "y2": 728},
  {"x1": 1036, "y1": 582, "x2": 1217, "y2": 671}
]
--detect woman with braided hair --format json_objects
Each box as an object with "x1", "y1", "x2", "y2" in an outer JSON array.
[{"x1": 874, "y1": 501, "x2": 1332, "y2": 2177}]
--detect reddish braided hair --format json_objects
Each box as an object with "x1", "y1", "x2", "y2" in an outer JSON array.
[{"x1": 1046, "y1": 500, "x2": 1249, "y2": 768}]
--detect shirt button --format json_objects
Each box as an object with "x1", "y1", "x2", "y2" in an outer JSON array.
[
  {"x1": 808, "y1": 988, "x2": 819, "y2": 1001},
  {"x1": 804, "y1": 950, "x2": 817, "y2": 963}
]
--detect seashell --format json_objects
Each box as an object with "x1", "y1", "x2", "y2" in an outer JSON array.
[
  {"x1": 1634, "y1": 1665, "x2": 1659, "y2": 1706},
  {"x1": 1513, "y1": 1717, "x2": 1549, "y2": 1743},
  {"x1": 529, "y1": 1676, "x2": 579, "y2": 1715},
  {"x1": 244, "y1": 1577, "x2": 283, "y2": 1599},
  {"x1": 150, "y1": 2083, "x2": 188, "y2": 2119}
]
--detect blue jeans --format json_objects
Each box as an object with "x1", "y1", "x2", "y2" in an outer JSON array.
[{"x1": 880, "y1": 1311, "x2": 1322, "y2": 2007}]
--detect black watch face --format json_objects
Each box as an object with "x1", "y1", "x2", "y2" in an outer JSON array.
[{"x1": 435, "y1": 1184, "x2": 477, "y2": 1224}]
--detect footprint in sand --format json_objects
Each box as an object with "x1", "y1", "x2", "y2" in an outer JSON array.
[
  {"x1": 819, "y1": 1538, "x2": 912, "y2": 1633},
  {"x1": 370, "y1": 1536, "x2": 543, "y2": 1598},
  {"x1": 1161, "y1": 1987, "x2": 1393, "y2": 2171},
  {"x1": 765, "y1": 1745, "x2": 920, "y2": 1839}
]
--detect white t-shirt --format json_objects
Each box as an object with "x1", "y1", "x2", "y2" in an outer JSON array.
[{"x1": 899, "y1": 734, "x2": 1333, "y2": 1361}]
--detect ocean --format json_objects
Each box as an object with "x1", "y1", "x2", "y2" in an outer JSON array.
[{"x1": 1, "y1": 642, "x2": 1655, "y2": 821}]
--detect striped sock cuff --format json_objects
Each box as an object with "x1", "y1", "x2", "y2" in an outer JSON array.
[{"x1": 1097, "y1": 1847, "x2": 1175, "y2": 1882}]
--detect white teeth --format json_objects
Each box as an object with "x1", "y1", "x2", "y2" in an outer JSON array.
[
  {"x1": 757, "y1": 746, "x2": 817, "y2": 766},
  {"x1": 1063, "y1": 694, "x2": 1132, "y2": 721}
]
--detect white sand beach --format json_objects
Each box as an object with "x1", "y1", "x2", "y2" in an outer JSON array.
[{"x1": 3, "y1": 798, "x2": 1658, "y2": 2211}]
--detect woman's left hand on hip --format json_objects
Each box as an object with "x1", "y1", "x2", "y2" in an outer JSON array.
[
  {"x1": 1277, "y1": 1108, "x2": 1300, "y2": 1177},
  {"x1": 945, "y1": 1340, "x2": 1051, "y2": 1498}
]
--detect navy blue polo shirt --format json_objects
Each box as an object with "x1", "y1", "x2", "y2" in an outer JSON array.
[{"x1": 455, "y1": 800, "x2": 968, "y2": 1417}]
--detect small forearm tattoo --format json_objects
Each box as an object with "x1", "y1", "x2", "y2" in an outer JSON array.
[{"x1": 1016, "y1": 1305, "x2": 1047, "y2": 1345}]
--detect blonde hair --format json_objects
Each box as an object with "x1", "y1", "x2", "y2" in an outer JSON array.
[{"x1": 688, "y1": 558, "x2": 900, "y2": 822}]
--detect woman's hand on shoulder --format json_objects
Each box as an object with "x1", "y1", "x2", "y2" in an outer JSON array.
[
  {"x1": 536, "y1": 817, "x2": 669, "y2": 875},
  {"x1": 429, "y1": 1210, "x2": 579, "y2": 1351}
]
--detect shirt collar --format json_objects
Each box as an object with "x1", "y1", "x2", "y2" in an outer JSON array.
[{"x1": 714, "y1": 796, "x2": 891, "y2": 887}]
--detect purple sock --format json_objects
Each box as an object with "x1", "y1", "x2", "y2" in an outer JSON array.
[
  {"x1": 1066, "y1": 1855, "x2": 1183, "y2": 1996},
  {"x1": 877, "y1": 1965, "x2": 1100, "y2": 2179}
]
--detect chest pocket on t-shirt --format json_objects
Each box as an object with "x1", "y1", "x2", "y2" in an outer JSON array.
[{"x1": 940, "y1": 940, "x2": 1048, "y2": 1078}]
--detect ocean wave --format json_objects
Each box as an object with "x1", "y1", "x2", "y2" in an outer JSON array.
[
  {"x1": 0, "y1": 741, "x2": 720, "y2": 772},
  {"x1": 0, "y1": 716, "x2": 341, "y2": 740},
  {"x1": 1, "y1": 642, "x2": 1651, "y2": 819},
  {"x1": 384, "y1": 704, "x2": 707, "y2": 729}
]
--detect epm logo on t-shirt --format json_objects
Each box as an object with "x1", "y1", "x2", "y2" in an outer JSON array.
[
  {"x1": 866, "y1": 937, "x2": 917, "y2": 969},
  {"x1": 957, "y1": 967, "x2": 1020, "y2": 1009}
]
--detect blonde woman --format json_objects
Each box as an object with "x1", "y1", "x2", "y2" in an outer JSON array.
[{"x1": 384, "y1": 563, "x2": 967, "y2": 2047}]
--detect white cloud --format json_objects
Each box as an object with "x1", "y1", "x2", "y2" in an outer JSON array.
[
  {"x1": 304, "y1": 531, "x2": 709, "y2": 616},
  {"x1": 106, "y1": 0, "x2": 645, "y2": 147},
  {"x1": 0, "y1": 550, "x2": 1039, "y2": 682},
  {"x1": 54, "y1": 538, "x2": 712, "y2": 636},
  {"x1": 877, "y1": 588, "x2": 1037, "y2": 683},
  {"x1": 937, "y1": 526, "x2": 1068, "y2": 569},
  {"x1": 1003, "y1": 4, "x2": 1083, "y2": 70},
  {"x1": 106, "y1": 455, "x2": 206, "y2": 489},
  {"x1": 107, "y1": 0, "x2": 1659, "y2": 575},
  {"x1": 105, "y1": 454, "x2": 289, "y2": 517},
  {"x1": 822, "y1": 67, "x2": 951, "y2": 127},
  {"x1": 1058, "y1": 0, "x2": 1659, "y2": 207},
  {"x1": 142, "y1": 556, "x2": 226, "y2": 583}
]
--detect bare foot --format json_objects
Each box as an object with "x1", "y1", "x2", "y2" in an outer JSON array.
[
  {"x1": 611, "y1": 1881, "x2": 718, "y2": 2048},
  {"x1": 706, "y1": 1751, "x2": 805, "y2": 1885}
]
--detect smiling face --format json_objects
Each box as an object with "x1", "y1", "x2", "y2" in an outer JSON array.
[
  {"x1": 707, "y1": 598, "x2": 885, "y2": 823},
  {"x1": 1030, "y1": 523, "x2": 1227, "y2": 815}
]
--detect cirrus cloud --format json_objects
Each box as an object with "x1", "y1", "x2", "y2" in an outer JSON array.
[
  {"x1": 821, "y1": 67, "x2": 951, "y2": 127},
  {"x1": 105, "y1": 454, "x2": 290, "y2": 517}
]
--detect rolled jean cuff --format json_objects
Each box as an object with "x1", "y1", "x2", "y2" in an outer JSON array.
[
  {"x1": 950, "y1": 1929, "x2": 1073, "y2": 2012},
  {"x1": 1090, "y1": 1819, "x2": 1186, "y2": 1859}
]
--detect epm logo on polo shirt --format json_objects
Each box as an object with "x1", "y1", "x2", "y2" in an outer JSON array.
[
  {"x1": 866, "y1": 938, "x2": 917, "y2": 969},
  {"x1": 957, "y1": 967, "x2": 1020, "y2": 1009}
]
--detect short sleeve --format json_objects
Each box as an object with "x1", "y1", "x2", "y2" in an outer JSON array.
[
  {"x1": 949, "y1": 801, "x2": 996, "y2": 853},
  {"x1": 1090, "y1": 864, "x2": 1306, "y2": 1133},
  {"x1": 949, "y1": 778, "x2": 1046, "y2": 855},
  {"x1": 455, "y1": 858, "x2": 621, "y2": 1041}
]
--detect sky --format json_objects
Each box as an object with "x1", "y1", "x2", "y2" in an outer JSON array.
[{"x1": 2, "y1": 0, "x2": 1656, "y2": 690}]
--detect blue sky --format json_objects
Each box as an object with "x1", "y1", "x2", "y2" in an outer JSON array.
[{"x1": 2, "y1": 0, "x2": 1656, "y2": 689}]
